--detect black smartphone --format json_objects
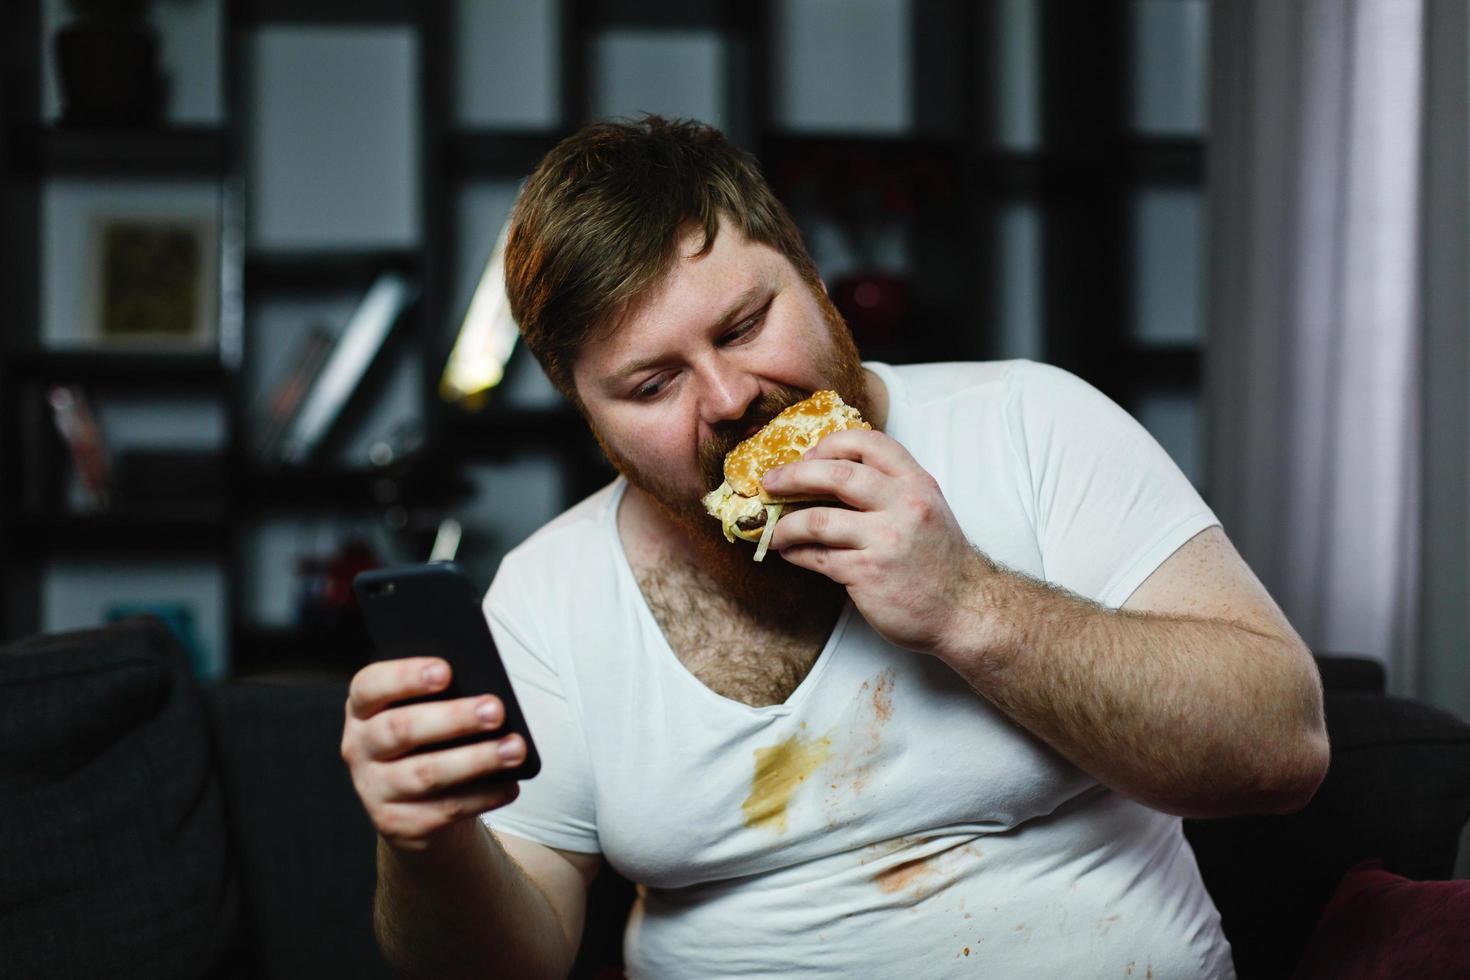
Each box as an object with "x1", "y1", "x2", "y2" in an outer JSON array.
[{"x1": 352, "y1": 562, "x2": 540, "y2": 782}]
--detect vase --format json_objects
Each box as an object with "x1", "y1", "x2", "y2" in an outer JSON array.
[{"x1": 54, "y1": 15, "x2": 166, "y2": 128}]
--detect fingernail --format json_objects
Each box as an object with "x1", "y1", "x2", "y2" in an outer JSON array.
[
  {"x1": 476, "y1": 700, "x2": 501, "y2": 725},
  {"x1": 422, "y1": 664, "x2": 448, "y2": 686},
  {"x1": 498, "y1": 736, "x2": 523, "y2": 761}
]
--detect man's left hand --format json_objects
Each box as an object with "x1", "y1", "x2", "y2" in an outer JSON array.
[{"x1": 761, "y1": 429, "x2": 992, "y2": 658}]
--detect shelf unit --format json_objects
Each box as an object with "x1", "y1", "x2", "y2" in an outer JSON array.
[{"x1": 1, "y1": 0, "x2": 1209, "y2": 678}]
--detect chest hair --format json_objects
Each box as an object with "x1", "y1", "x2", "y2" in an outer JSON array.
[{"x1": 635, "y1": 564, "x2": 833, "y2": 708}]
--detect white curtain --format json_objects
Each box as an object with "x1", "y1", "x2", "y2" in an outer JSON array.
[{"x1": 1206, "y1": 0, "x2": 1469, "y2": 720}]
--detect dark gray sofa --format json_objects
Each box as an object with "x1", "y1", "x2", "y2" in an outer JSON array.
[{"x1": 3, "y1": 616, "x2": 1467, "y2": 979}]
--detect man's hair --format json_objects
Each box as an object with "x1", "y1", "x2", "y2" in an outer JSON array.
[{"x1": 503, "y1": 115, "x2": 819, "y2": 404}]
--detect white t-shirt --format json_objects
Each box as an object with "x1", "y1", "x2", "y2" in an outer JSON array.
[{"x1": 481, "y1": 360, "x2": 1235, "y2": 979}]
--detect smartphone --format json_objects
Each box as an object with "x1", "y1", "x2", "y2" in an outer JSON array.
[{"x1": 352, "y1": 562, "x2": 540, "y2": 782}]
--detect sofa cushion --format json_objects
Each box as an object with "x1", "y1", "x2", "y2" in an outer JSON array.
[
  {"x1": 204, "y1": 680, "x2": 394, "y2": 979},
  {"x1": 1290, "y1": 860, "x2": 1470, "y2": 979},
  {"x1": 1184, "y1": 691, "x2": 1470, "y2": 979},
  {"x1": 0, "y1": 616, "x2": 244, "y2": 979}
]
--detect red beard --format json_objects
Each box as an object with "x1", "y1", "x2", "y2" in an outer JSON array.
[{"x1": 590, "y1": 283, "x2": 869, "y2": 619}]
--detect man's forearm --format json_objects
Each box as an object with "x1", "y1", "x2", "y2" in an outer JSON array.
[
  {"x1": 938, "y1": 558, "x2": 1329, "y2": 818},
  {"x1": 375, "y1": 819, "x2": 573, "y2": 979}
]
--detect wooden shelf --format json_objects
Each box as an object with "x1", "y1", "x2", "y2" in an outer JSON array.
[
  {"x1": 0, "y1": 349, "x2": 229, "y2": 389},
  {"x1": 447, "y1": 130, "x2": 570, "y2": 178},
  {"x1": 14, "y1": 125, "x2": 230, "y2": 179},
  {"x1": 7, "y1": 509, "x2": 230, "y2": 556},
  {"x1": 1127, "y1": 137, "x2": 1206, "y2": 185},
  {"x1": 235, "y1": 0, "x2": 419, "y2": 25},
  {"x1": 1127, "y1": 343, "x2": 1202, "y2": 389},
  {"x1": 966, "y1": 139, "x2": 1205, "y2": 196},
  {"x1": 239, "y1": 466, "x2": 396, "y2": 511},
  {"x1": 243, "y1": 249, "x2": 421, "y2": 294},
  {"x1": 763, "y1": 135, "x2": 1203, "y2": 199},
  {"x1": 238, "y1": 456, "x2": 475, "y2": 512},
  {"x1": 438, "y1": 406, "x2": 595, "y2": 458},
  {"x1": 763, "y1": 132, "x2": 968, "y2": 155},
  {"x1": 587, "y1": 0, "x2": 760, "y2": 32}
]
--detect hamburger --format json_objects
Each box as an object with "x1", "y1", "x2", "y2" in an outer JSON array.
[{"x1": 702, "y1": 390, "x2": 871, "y2": 561}]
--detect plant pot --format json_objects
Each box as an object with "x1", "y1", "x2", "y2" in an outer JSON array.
[{"x1": 54, "y1": 18, "x2": 165, "y2": 128}]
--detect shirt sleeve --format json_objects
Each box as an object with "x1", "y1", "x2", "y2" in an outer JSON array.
[
  {"x1": 477, "y1": 570, "x2": 600, "y2": 854},
  {"x1": 1004, "y1": 360, "x2": 1220, "y2": 609}
]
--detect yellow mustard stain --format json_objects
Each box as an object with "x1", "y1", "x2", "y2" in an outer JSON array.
[{"x1": 742, "y1": 733, "x2": 832, "y2": 833}]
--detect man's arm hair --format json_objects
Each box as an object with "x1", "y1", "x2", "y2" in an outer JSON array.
[
  {"x1": 374, "y1": 818, "x2": 599, "y2": 979},
  {"x1": 938, "y1": 528, "x2": 1328, "y2": 818}
]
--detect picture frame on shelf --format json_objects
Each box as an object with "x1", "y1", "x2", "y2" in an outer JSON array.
[{"x1": 87, "y1": 210, "x2": 218, "y2": 350}]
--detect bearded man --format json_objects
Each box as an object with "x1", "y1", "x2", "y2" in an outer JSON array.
[{"x1": 340, "y1": 116, "x2": 1328, "y2": 979}]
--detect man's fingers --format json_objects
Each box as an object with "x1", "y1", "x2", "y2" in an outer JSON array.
[
  {"x1": 376, "y1": 782, "x2": 521, "y2": 844},
  {"x1": 347, "y1": 657, "x2": 451, "y2": 720},
  {"x1": 799, "y1": 428, "x2": 915, "y2": 476},
  {"x1": 776, "y1": 543, "x2": 856, "y2": 583},
  {"x1": 770, "y1": 505, "x2": 869, "y2": 552},
  {"x1": 761, "y1": 458, "x2": 887, "y2": 510},
  {"x1": 383, "y1": 733, "x2": 530, "y2": 800},
  {"x1": 364, "y1": 695, "x2": 505, "y2": 761}
]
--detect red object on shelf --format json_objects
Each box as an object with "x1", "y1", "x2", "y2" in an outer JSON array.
[
  {"x1": 324, "y1": 538, "x2": 380, "y2": 610},
  {"x1": 297, "y1": 537, "x2": 381, "y2": 635},
  {"x1": 833, "y1": 271, "x2": 912, "y2": 349},
  {"x1": 47, "y1": 385, "x2": 112, "y2": 511}
]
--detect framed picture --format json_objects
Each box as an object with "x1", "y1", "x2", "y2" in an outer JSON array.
[{"x1": 88, "y1": 211, "x2": 218, "y2": 349}]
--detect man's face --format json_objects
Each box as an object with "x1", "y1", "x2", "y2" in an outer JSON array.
[{"x1": 571, "y1": 217, "x2": 869, "y2": 544}]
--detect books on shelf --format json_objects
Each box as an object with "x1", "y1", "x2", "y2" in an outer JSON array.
[
  {"x1": 255, "y1": 324, "x2": 334, "y2": 462},
  {"x1": 46, "y1": 384, "x2": 112, "y2": 511},
  {"x1": 260, "y1": 271, "x2": 416, "y2": 468}
]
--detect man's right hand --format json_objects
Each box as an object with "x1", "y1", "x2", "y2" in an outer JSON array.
[{"x1": 341, "y1": 656, "x2": 526, "y2": 853}]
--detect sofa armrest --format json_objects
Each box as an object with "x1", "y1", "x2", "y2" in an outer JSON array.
[
  {"x1": 0, "y1": 617, "x2": 246, "y2": 979},
  {"x1": 1313, "y1": 654, "x2": 1387, "y2": 694},
  {"x1": 1185, "y1": 689, "x2": 1470, "y2": 979}
]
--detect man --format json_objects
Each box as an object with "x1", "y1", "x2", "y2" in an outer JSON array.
[{"x1": 340, "y1": 117, "x2": 1328, "y2": 978}]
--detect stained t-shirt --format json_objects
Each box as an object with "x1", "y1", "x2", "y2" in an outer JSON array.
[{"x1": 480, "y1": 360, "x2": 1236, "y2": 978}]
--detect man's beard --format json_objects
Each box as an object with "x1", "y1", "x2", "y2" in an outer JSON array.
[{"x1": 592, "y1": 281, "x2": 868, "y2": 620}]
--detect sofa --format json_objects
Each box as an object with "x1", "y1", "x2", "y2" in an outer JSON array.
[{"x1": 2, "y1": 615, "x2": 1468, "y2": 979}]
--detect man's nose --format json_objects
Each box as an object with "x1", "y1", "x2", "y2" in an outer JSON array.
[{"x1": 697, "y1": 358, "x2": 758, "y2": 424}]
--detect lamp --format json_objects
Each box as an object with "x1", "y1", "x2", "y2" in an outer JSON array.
[{"x1": 439, "y1": 219, "x2": 519, "y2": 411}]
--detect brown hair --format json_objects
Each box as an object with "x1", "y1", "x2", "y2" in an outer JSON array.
[{"x1": 503, "y1": 115, "x2": 818, "y2": 405}]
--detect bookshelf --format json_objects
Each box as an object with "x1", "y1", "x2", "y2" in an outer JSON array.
[{"x1": 0, "y1": 0, "x2": 1210, "y2": 678}]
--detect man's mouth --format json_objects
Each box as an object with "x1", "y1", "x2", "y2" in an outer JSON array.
[{"x1": 699, "y1": 385, "x2": 812, "y2": 490}]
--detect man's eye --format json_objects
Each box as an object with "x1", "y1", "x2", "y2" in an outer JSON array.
[
  {"x1": 633, "y1": 375, "x2": 670, "y2": 399},
  {"x1": 721, "y1": 308, "x2": 767, "y2": 345}
]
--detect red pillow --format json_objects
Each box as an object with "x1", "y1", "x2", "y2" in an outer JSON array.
[{"x1": 1291, "y1": 859, "x2": 1470, "y2": 979}]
